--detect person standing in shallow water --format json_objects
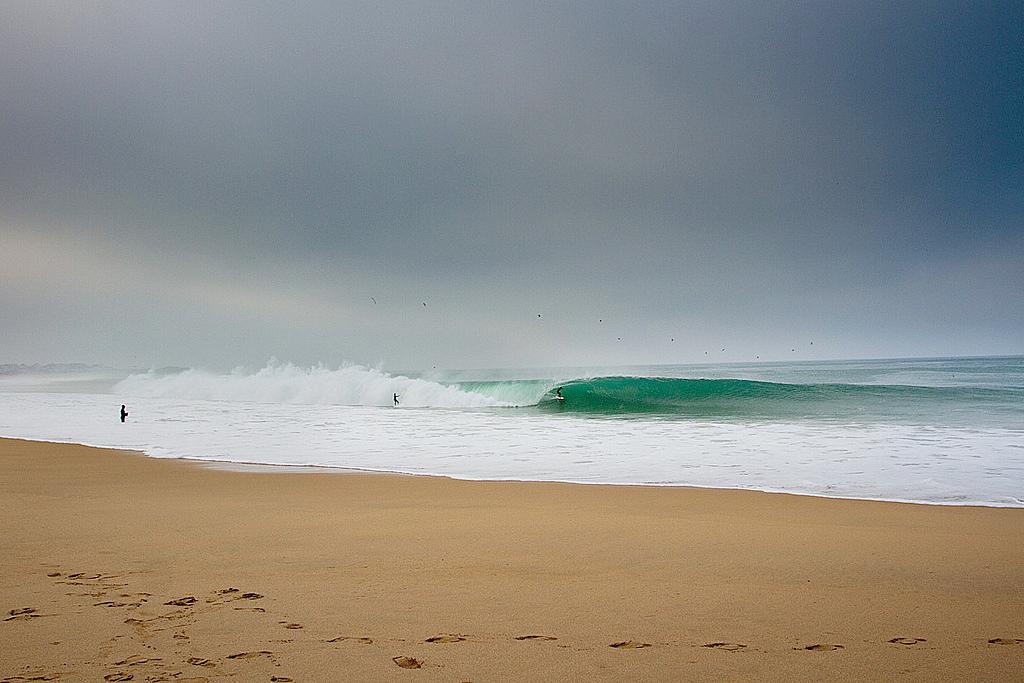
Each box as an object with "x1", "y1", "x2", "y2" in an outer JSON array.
[
  {"x1": 120, "y1": 405, "x2": 128, "y2": 423},
  {"x1": 393, "y1": 393, "x2": 400, "y2": 407}
]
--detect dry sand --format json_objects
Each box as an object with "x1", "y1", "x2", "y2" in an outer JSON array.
[{"x1": 1, "y1": 437, "x2": 1022, "y2": 682}]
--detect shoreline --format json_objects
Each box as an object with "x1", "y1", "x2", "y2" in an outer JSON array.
[
  {"x1": 4, "y1": 433, "x2": 1022, "y2": 510},
  {"x1": 2, "y1": 437, "x2": 1022, "y2": 681},
  {"x1": 189, "y1": 457, "x2": 1023, "y2": 510}
]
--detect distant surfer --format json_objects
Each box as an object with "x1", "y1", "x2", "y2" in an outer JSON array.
[
  {"x1": 120, "y1": 404, "x2": 128, "y2": 423},
  {"x1": 393, "y1": 393, "x2": 400, "y2": 407},
  {"x1": 555, "y1": 388, "x2": 564, "y2": 401}
]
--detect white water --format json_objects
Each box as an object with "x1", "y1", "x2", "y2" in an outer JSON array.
[
  {"x1": 1, "y1": 388, "x2": 1021, "y2": 507},
  {"x1": 115, "y1": 363, "x2": 510, "y2": 407}
]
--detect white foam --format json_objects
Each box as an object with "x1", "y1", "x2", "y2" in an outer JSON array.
[
  {"x1": 115, "y1": 362, "x2": 503, "y2": 408},
  {"x1": 0, "y1": 391, "x2": 1021, "y2": 507}
]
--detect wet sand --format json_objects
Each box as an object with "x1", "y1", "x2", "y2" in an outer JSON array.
[{"x1": 1, "y1": 437, "x2": 1022, "y2": 681}]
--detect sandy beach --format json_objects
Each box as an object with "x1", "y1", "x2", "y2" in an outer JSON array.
[{"x1": 1, "y1": 437, "x2": 1022, "y2": 682}]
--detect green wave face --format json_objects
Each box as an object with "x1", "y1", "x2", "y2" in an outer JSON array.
[
  {"x1": 453, "y1": 379, "x2": 556, "y2": 407},
  {"x1": 530, "y1": 376, "x2": 1022, "y2": 421}
]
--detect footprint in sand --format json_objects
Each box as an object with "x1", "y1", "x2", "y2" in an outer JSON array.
[
  {"x1": 425, "y1": 634, "x2": 467, "y2": 643},
  {"x1": 988, "y1": 638, "x2": 1024, "y2": 645},
  {"x1": 799, "y1": 644, "x2": 844, "y2": 652},
  {"x1": 94, "y1": 601, "x2": 140, "y2": 608},
  {"x1": 186, "y1": 658, "x2": 214, "y2": 668},
  {"x1": 119, "y1": 593, "x2": 150, "y2": 600},
  {"x1": 4, "y1": 608, "x2": 40, "y2": 621},
  {"x1": 233, "y1": 607, "x2": 266, "y2": 612},
  {"x1": 59, "y1": 572, "x2": 121, "y2": 587},
  {"x1": 270, "y1": 677, "x2": 294, "y2": 682},
  {"x1": 103, "y1": 674, "x2": 133, "y2": 682},
  {"x1": 278, "y1": 622, "x2": 303, "y2": 630},
  {"x1": 702, "y1": 642, "x2": 746, "y2": 651},
  {"x1": 112, "y1": 656, "x2": 162, "y2": 667},
  {"x1": 237, "y1": 592, "x2": 263, "y2": 600},
  {"x1": 327, "y1": 636, "x2": 374, "y2": 644},
  {"x1": 514, "y1": 635, "x2": 558, "y2": 641},
  {"x1": 392, "y1": 656, "x2": 422, "y2": 669},
  {"x1": 610, "y1": 640, "x2": 651, "y2": 649},
  {"x1": 205, "y1": 588, "x2": 239, "y2": 603},
  {"x1": 2, "y1": 674, "x2": 62, "y2": 682},
  {"x1": 226, "y1": 651, "x2": 275, "y2": 661},
  {"x1": 164, "y1": 597, "x2": 197, "y2": 606},
  {"x1": 888, "y1": 637, "x2": 926, "y2": 646}
]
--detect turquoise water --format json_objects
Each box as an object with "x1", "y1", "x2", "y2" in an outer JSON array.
[{"x1": 453, "y1": 356, "x2": 1024, "y2": 428}]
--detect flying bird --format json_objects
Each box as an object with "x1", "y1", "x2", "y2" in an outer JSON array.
[{"x1": 370, "y1": 297, "x2": 376, "y2": 304}]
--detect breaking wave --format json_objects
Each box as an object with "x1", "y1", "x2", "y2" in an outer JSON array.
[
  {"x1": 115, "y1": 363, "x2": 503, "y2": 408},
  {"x1": 114, "y1": 364, "x2": 1022, "y2": 423}
]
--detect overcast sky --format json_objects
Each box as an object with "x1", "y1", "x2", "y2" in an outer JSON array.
[{"x1": 2, "y1": 1, "x2": 1022, "y2": 370}]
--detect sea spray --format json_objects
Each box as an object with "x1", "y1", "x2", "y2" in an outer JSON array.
[{"x1": 115, "y1": 362, "x2": 504, "y2": 408}]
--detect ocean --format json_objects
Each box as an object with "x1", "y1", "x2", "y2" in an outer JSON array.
[{"x1": 1, "y1": 356, "x2": 1021, "y2": 507}]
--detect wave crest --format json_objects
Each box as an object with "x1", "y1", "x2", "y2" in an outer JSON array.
[{"x1": 115, "y1": 363, "x2": 503, "y2": 408}]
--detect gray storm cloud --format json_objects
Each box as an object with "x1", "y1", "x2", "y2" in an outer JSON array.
[{"x1": 1, "y1": 1, "x2": 1021, "y2": 369}]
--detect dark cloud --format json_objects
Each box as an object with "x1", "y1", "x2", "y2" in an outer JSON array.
[{"x1": 2, "y1": 1, "x2": 1021, "y2": 368}]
